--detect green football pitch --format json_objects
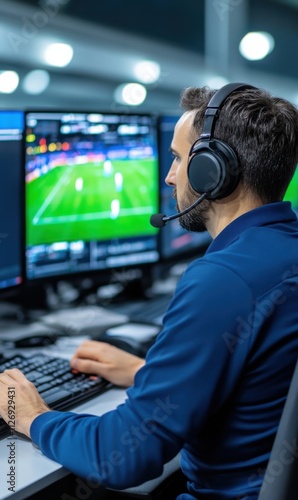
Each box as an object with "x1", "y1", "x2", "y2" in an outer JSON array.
[{"x1": 26, "y1": 159, "x2": 159, "y2": 246}]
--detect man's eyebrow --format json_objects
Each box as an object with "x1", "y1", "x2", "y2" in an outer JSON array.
[{"x1": 169, "y1": 146, "x2": 178, "y2": 155}]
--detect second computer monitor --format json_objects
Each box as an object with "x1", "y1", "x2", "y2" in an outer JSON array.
[
  {"x1": 0, "y1": 110, "x2": 23, "y2": 291},
  {"x1": 25, "y1": 111, "x2": 159, "y2": 280}
]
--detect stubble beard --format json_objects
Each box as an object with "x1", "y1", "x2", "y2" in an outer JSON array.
[{"x1": 174, "y1": 187, "x2": 210, "y2": 233}]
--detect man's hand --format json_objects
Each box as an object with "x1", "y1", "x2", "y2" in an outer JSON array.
[
  {"x1": 0, "y1": 369, "x2": 50, "y2": 437},
  {"x1": 70, "y1": 340, "x2": 145, "y2": 387}
]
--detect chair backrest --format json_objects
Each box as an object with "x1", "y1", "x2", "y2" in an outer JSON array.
[{"x1": 258, "y1": 356, "x2": 298, "y2": 499}]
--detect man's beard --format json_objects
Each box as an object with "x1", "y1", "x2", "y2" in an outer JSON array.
[{"x1": 175, "y1": 188, "x2": 210, "y2": 233}]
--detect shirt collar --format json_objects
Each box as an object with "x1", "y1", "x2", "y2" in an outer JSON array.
[{"x1": 206, "y1": 201, "x2": 297, "y2": 255}]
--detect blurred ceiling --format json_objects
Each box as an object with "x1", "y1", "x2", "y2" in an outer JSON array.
[{"x1": 0, "y1": 0, "x2": 298, "y2": 113}]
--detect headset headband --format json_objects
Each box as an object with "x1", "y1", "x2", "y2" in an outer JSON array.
[{"x1": 201, "y1": 83, "x2": 256, "y2": 139}]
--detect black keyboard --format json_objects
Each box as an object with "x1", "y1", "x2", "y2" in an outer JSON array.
[
  {"x1": 0, "y1": 353, "x2": 112, "y2": 439},
  {"x1": 129, "y1": 293, "x2": 172, "y2": 325}
]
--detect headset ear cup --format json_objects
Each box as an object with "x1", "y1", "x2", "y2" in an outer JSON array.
[{"x1": 187, "y1": 139, "x2": 241, "y2": 200}]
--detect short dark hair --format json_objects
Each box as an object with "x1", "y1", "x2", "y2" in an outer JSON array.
[{"x1": 180, "y1": 86, "x2": 298, "y2": 203}]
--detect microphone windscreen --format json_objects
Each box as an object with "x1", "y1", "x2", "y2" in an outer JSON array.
[{"x1": 150, "y1": 213, "x2": 166, "y2": 228}]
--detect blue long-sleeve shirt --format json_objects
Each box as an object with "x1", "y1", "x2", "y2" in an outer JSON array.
[{"x1": 31, "y1": 201, "x2": 298, "y2": 499}]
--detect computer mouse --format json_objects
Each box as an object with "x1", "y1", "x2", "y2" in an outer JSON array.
[{"x1": 99, "y1": 334, "x2": 151, "y2": 358}]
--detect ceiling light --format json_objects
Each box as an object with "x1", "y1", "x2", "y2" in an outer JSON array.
[
  {"x1": 44, "y1": 43, "x2": 73, "y2": 67},
  {"x1": 134, "y1": 60, "x2": 160, "y2": 84},
  {"x1": 22, "y1": 70, "x2": 50, "y2": 95},
  {"x1": 114, "y1": 83, "x2": 147, "y2": 106},
  {"x1": 239, "y1": 32, "x2": 275, "y2": 61},
  {"x1": 205, "y1": 76, "x2": 229, "y2": 89},
  {"x1": 0, "y1": 71, "x2": 19, "y2": 93}
]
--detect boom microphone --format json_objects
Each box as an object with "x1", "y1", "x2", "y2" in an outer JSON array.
[{"x1": 150, "y1": 193, "x2": 208, "y2": 228}]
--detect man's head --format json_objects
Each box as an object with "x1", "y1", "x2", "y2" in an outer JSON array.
[{"x1": 166, "y1": 85, "x2": 298, "y2": 235}]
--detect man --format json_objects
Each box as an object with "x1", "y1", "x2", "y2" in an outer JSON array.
[{"x1": 1, "y1": 84, "x2": 298, "y2": 499}]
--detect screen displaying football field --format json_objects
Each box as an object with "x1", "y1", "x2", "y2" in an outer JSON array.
[{"x1": 26, "y1": 157, "x2": 159, "y2": 247}]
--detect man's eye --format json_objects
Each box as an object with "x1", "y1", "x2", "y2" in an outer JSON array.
[{"x1": 171, "y1": 153, "x2": 180, "y2": 162}]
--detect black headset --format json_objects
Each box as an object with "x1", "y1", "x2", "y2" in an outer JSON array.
[{"x1": 187, "y1": 82, "x2": 256, "y2": 200}]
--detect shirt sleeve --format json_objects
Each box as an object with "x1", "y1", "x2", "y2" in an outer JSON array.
[{"x1": 30, "y1": 258, "x2": 254, "y2": 489}]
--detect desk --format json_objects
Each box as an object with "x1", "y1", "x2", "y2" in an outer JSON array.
[{"x1": 0, "y1": 387, "x2": 128, "y2": 500}]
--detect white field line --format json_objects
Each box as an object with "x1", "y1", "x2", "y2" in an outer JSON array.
[
  {"x1": 33, "y1": 206, "x2": 154, "y2": 225},
  {"x1": 32, "y1": 168, "x2": 72, "y2": 224}
]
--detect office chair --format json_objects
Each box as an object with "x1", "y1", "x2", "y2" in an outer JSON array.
[{"x1": 258, "y1": 356, "x2": 298, "y2": 500}]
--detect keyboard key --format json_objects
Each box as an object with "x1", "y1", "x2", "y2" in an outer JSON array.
[{"x1": 41, "y1": 389, "x2": 73, "y2": 406}]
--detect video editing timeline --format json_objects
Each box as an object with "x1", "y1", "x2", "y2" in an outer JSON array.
[
  {"x1": 158, "y1": 115, "x2": 211, "y2": 261},
  {"x1": 25, "y1": 112, "x2": 160, "y2": 280},
  {"x1": 0, "y1": 111, "x2": 24, "y2": 290}
]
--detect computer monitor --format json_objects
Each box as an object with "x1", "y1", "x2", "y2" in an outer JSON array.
[
  {"x1": 158, "y1": 115, "x2": 211, "y2": 262},
  {"x1": 24, "y1": 111, "x2": 159, "y2": 282},
  {"x1": 0, "y1": 111, "x2": 24, "y2": 291}
]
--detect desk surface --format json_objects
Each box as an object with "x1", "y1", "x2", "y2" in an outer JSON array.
[{"x1": 0, "y1": 387, "x2": 127, "y2": 500}]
